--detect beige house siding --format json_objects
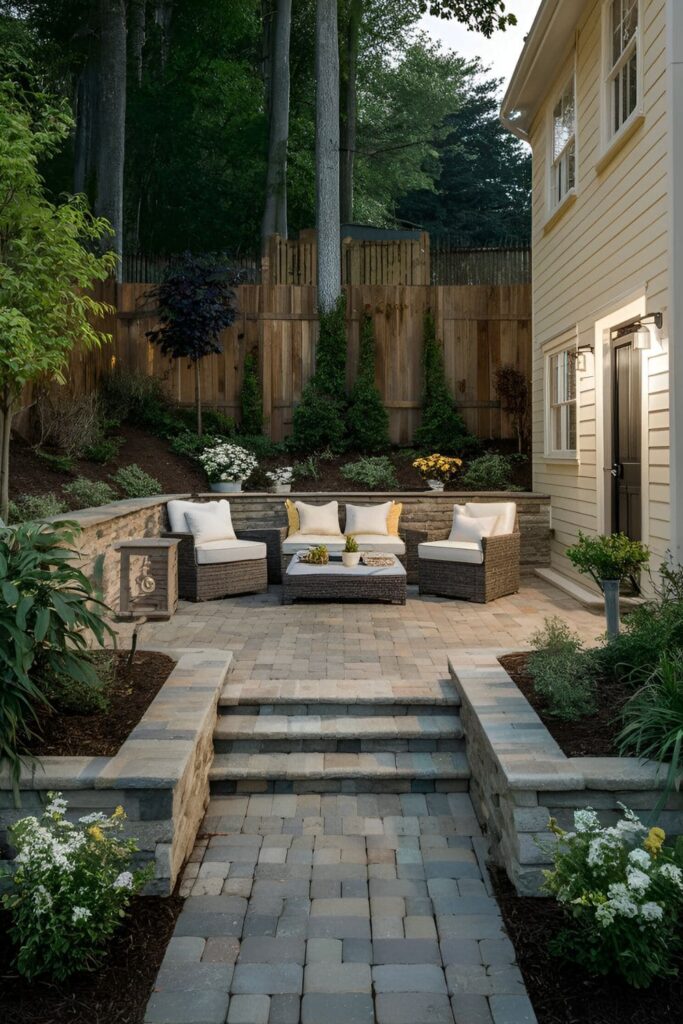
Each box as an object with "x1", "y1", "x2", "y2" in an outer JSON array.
[{"x1": 528, "y1": 0, "x2": 670, "y2": 587}]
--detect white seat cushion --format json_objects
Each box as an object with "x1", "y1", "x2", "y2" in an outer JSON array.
[
  {"x1": 449, "y1": 511, "x2": 499, "y2": 544},
  {"x1": 195, "y1": 539, "x2": 267, "y2": 565},
  {"x1": 167, "y1": 499, "x2": 226, "y2": 534},
  {"x1": 418, "y1": 540, "x2": 484, "y2": 566},
  {"x1": 295, "y1": 500, "x2": 343, "y2": 536},
  {"x1": 351, "y1": 534, "x2": 405, "y2": 555},
  {"x1": 344, "y1": 502, "x2": 392, "y2": 536},
  {"x1": 282, "y1": 533, "x2": 348, "y2": 554},
  {"x1": 465, "y1": 502, "x2": 516, "y2": 536}
]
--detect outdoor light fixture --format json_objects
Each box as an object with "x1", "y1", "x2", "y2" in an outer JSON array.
[
  {"x1": 576, "y1": 343, "x2": 594, "y2": 372},
  {"x1": 613, "y1": 313, "x2": 663, "y2": 352}
]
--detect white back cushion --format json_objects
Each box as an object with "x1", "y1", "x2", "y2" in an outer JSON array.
[
  {"x1": 465, "y1": 501, "x2": 516, "y2": 536},
  {"x1": 184, "y1": 502, "x2": 236, "y2": 544},
  {"x1": 449, "y1": 513, "x2": 499, "y2": 546},
  {"x1": 167, "y1": 499, "x2": 223, "y2": 534},
  {"x1": 345, "y1": 502, "x2": 392, "y2": 536},
  {"x1": 295, "y1": 500, "x2": 342, "y2": 536}
]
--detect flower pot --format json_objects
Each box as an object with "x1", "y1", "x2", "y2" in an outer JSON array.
[
  {"x1": 273, "y1": 483, "x2": 292, "y2": 494},
  {"x1": 210, "y1": 480, "x2": 243, "y2": 493},
  {"x1": 426, "y1": 479, "x2": 445, "y2": 492},
  {"x1": 342, "y1": 551, "x2": 361, "y2": 568}
]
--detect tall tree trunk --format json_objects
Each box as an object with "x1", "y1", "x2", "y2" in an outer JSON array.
[
  {"x1": 261, "y1": 0, "x2": 274, "y2": 123},
  {"x1": 0, "y1": 392, "x2": 14, "y2": 525},
  {"x1": 96, "y1": 0, "x2": 127, "y2": 277},
  {"x1": 73, "y1": 7, "x2": 99, "y2": 198},
  {"x1": 195, "y1": 361, "x2": 203, "y2": 436},
  {"x1": 339, "y1": 0, "x2": 361, "y2": 225},
  {"x1": 155, "y1": 0, "x2": 173, "y2": 70},
  {"x1": 128, "y1": 0, "x2": 146, "y2": 85},
  {"x1": 261, "y1": 0, "x2": 292, "y2": 249},
  {"x1": 315, "y1": 0, "x2": 341, "y2": 313}
]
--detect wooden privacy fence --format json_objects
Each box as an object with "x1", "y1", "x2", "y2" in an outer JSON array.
[
  {"x1": 262, "y1": 232, "x2": 431, "y2": 286},
  {"x1": 32, "y1": 281, "x2": 531, "y2": 445}
]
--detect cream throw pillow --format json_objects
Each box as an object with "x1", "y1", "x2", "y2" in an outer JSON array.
[
  {"x1": 345, "y1": 502, "x2": 392, "y2": 536},
  {"x1": 295, "y1": 500, "x2": 342, "y2": 536},
  {"x1": 449, "y1": 511, "x2": 499, "y2": 545},
  {"x1": 167, "y1": 499, "x2": 223, "y2": 534},
  {"x1": 465, "y1": 501, "x2": 516, "y2": 536},
  {"x1": 184, "y1": 501, "x2": 236, "y2": 544}
]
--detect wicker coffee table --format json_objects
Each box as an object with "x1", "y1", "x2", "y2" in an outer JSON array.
[{"x1": 283, "y1": 553, "x2": 407, "y2": 605}]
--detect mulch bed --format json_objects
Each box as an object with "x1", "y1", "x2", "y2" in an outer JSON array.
[
  {"x1": 491, "y1": 865, "x2": 683, "y2": 1024},
  {"x1": 499, "y1": 652, "x2": 631, "y2": 757},
  {"x1": 0, "y1": 896, "x2": 183, "y2": 1024},
  {"x1": 28, "y1": 651, "x2": 176, "y2": 758}
]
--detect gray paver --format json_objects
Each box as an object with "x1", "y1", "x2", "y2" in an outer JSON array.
[
  {"x1": 231, "y1": 963, "x2": 303, "y2": 995},
  {"x1": 488, "y1": 994, "x2": 538, "y2": 1024},
  {"x1": 376, "y1": 992, "x2": 455, "y2": 1024},
  {"x1": 238, "y1": 938, "x2": 305, "y2": 964},
  {"x1": 372, "y1": 963, "x2": 448, "y2": 993},
  {"x1": 304, "y1": 963, "x2": 372, "y2": 993},
  {"x1": 144, "y1": 990, "x2": 229, "y2": 1024},
  {"x1": 269, "y1": 995, "x2": 300, "y2": 1024},
  {"x1": 372, "y1": 939, "x2": 441, "y2": 964},
  {"x1": 227, "y1": 994, "x2": 270, "y2": 1024},
  {"x1": 301, "y1": 993, "x2": 375, "y2": 1024}
]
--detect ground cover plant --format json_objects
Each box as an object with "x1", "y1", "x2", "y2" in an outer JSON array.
[
  {"x1": 111, "y1": 464, "x2": 162, "y2": 498},
  {"x1": 340, "y1": 456, "x2": 398, "y2": 489},
  {"x1": 461, "y1": 452, "x2": 523, "y2": 491}
]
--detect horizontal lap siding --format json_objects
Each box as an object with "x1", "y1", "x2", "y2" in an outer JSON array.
[{"x1": 529, "y1": 0, "x2": 670, "y2": 585}]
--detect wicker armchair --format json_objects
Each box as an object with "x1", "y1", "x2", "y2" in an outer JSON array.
[
  {"x1": 162, "y1": 529, "x2": 269, "y2": 602},
  {"x1": 417, "y1": 504, "x2": 520, "y2": 603}
]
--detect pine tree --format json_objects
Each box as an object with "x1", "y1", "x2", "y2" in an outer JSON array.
[
  {"x1": 413, "y1": 311, "x2": 471, "y2": 453},
  {"x1": 347, "y1": 312, "x2": 389, "y2": 452}
]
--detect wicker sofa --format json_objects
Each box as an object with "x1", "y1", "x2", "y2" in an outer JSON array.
[{"x1": 417, "y1": 501, "x2": 520, "y2": 603}]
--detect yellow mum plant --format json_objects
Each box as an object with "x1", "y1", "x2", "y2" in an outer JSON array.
[{"x1": 412, "y1": 453, "x2": 463, "y2": 483}]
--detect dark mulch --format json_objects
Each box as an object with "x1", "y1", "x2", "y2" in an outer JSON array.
[
  {"x1": 28, "y1": 651, "x2": 176, "y2": 758},
  {"x1": 491, "y1": 865, "x2": 683, "y2": 1024},
  {"x1": 499, "y1": 651, "x2": 631, "y2": 757},
  {"x1": 0, "y1": 896, "x2": 183, "y2": 1024}
]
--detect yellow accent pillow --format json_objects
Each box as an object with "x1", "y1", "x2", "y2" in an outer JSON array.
[
  {"x1": 285, "y1": 499, "x2": 299, "y2": 535},
  {"x1": 387, "y1": 501, "x2": 402, "y2": 536}
]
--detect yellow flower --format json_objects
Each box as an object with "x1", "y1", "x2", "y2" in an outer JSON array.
[
  {"x1": 644, "y1": 827, "x2": 665, "y2": 857},
  {"x1": 113, "y1": 805, "x2": 125, "y2": 820},
  {"x1": 548, "y1": 817, "x2": 566, "y2": 838},
  {"x1": 88, "y1": 825, "x2": 105, "y2": 842}
]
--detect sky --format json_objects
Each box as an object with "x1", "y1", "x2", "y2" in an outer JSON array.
[{"x1": 419, "y1": 1, "x2": 544, "y2": 89}]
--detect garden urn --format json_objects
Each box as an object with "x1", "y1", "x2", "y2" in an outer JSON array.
[
  {"x1": 211, "y1": 480, "x2": 243, "y2": 493},
  {"x1": 427, "y1": 479, "x2": 445, "y2": 492},
  {"x1": 273, "y1": 482, "x2": 292, "y2": 495}
]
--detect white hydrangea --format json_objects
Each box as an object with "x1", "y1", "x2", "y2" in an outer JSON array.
[
  {"x1": 574, "y1": 809, "x2": 600, "y2": 833},
  {"x1": 606, "y1": 882, "x2": 639, "y2": 918},
  {"x1": 626, "y1": 868, "x2": 651, "y2": 895},
  {"x1": 640, "y1": 901, "x2": 664, "y2": 923},
  {"x1": 198, "y1": 443, "x2": 258, "y2": 482},
  {"x1": 33, "y1": 885, "x2": 53, "y2": 915},
  {"x1": 46, "y1": 795, "x2": 68, "y2": 816},
  {"x1": 112, "y1": 871, "x2": 134, "y2": 891},
  {"x1": 72, "y1": 906, "x2": 92, "y2": 923},
  {"x1": 628, "y1": 848, "x2": 651, "y2": 869},
  {"x1": 78, "y1": 812, "x2": 109, "y2": 825},
  {"x1": 595, "y1": 902, "x2": 616, "y2": 927},
  {"x1": 659, "y1": 863, "x2": 683, "y2": 889}
]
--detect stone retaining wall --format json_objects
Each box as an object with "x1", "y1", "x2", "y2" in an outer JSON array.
[
  {"x1": 0, "y1": 649, "x2": 231, "y2": 895},
  {"x1": 448, "y1": 649, "x2": 683, "y2": 896}
]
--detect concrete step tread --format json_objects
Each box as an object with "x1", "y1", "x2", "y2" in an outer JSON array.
[
  {"x1": 209, "y1": 750, "x2": 470, "y2": 781},
  {"x1": 214, "y1": 714, "x2": 462, "y2": 741},
  {"x1": 220, "y1": 678, "x2": 461, "y2": 708}
]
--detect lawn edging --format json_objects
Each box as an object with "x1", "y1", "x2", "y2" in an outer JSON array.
[
  {"x1": 0, "y1": 647, "x2": 232, "y2": 895},
  {"x1": 448, "y1": 648, "x2": 683, "y2": 896}
]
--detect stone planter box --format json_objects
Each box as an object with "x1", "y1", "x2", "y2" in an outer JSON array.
[
  {"x1": 448, "y1": 649, "x2": 683, "y2": 896},
  {"x1": 0, "y1": 648, "x2": 232, "y2": 895}
]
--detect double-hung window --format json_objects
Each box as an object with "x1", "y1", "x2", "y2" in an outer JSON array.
[
  {"x1": 547, "y1": 347, "x2": 577, "y2": 457},
  {"x1": 551, "y1": 77, "x2": 576, "y2": 209},
  {"x1": 607, "y1": 0, "x2": 639, "y2": 137}
]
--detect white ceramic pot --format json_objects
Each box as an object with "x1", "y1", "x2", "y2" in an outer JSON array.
[
  {"x1": 426, "y1": 479, "x2": 445, "y2": 492},
  {"x1": 342, "y1": 551, "x2": 361, "y2": 568},
  {"x1": 273, "y1": 483, "x2": 292, "y2": 494},
  {"x1": 210, "y1": 480, "x2": 243, "y2": 493}
]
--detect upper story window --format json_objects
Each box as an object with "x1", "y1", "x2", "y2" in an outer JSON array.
[
  {"x1": 608, "y1": 0, "x2": 639, "y2": 136},
  {"x1": 551, "y1": 77, "x2": 576, "y2": 208},
  {"x1": 546, "y1": 346, "x2": 577, "y2": 457}
]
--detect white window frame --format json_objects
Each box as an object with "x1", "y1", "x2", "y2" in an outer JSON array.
[
  {"x1": 544, "y1": 335, "x2": 579, "y2": 460},
  {"x1": 548, "y1": 73, "x2": 577, "y2": 213},
  {"x1": 602, "y1": 0, "x2": 643, "y2": 147}
]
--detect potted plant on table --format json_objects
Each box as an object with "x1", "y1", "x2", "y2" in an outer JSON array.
[
  {"x1": 342, "y1": 535, "x2": 361, "y2": 568},
  {"x1": 412, "y1": 453, "x2": 463, "y2": 492},
  {"x1": 567, "y1": 531, "x2": 650, "y2": 636},
  {"x1": 198, "y1": 442, "x2": 257, "y2": 493},
  {"x1": 266, "y1": 466, "x2": 294, "y2": 494}
]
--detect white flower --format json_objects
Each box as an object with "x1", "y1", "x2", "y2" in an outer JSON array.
[
  {"x1": 78, "y1": 812, "x2": 108, "y2": 825},
  {"x1": 72, "y1": 906, "x2": 92, "y2": 923},
  {"x1": 626, "y1": 868, "x2": 651, "y2": 895},
  {"x1": 606, "y1": 883, "x2": 639, "y2": 917},
  {"x1": 659, "y1": 863, "x2": 683, "y2": 889},
  {"x1": 33, "y1": 886, "x2": 53, "y2": 915},
  {"x1": 112, "y1": 871, "x2": 134, "y2": 891},
  {"x1": 574, "y1": 809, "x2": 600, "y2": 833},
  {"x1": 628, "y1": 848, "x2": 651, "y2": 869},
  {"x1": 198, "y1": 443, "x2": 258, "y2": 482},
  {"x1": 595, "y1": 902, "x2": 616, "y2": 927},
  {"x1": 266, "y1": 466, "x2": 293, "y2": 484},
  {"x1": 45, "y1": 795, "x2": 68, "y2": 816},
  {"x1": 640, "y1": 901, "x2": 664, "y2": 922}
]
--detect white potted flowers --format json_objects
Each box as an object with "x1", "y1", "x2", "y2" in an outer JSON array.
[
  {"x1": 198, "y1": 442, "x2": 258, "y2": 493},
  {"x1": 266, "y1": 466, "x2": 294, "y2": 494}
]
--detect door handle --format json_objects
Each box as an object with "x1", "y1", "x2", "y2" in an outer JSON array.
[{"x1": 611, "y1": 463, "x2": 623, "y2": 479}]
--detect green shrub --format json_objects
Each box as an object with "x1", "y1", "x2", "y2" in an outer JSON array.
[
  {"x1": 596, "y1": 595, "x2": 683, "y2": 688},
  {"x1": 413, "y1": 311, "x2": 471, "y2": 453},
  {"x1": 291, "y1": 297, "x2": 347, "y2": 452},
  {"x1": 2, "y1": 794, "x2": 150, "y2": 980},
  {"x1": 461, "y1": 453, "x2": 522, "y2": 491},
  {"x1": 43, "y1": 651, "x2": 115, "y2": 715},
  {"x1": 202, "y1": 408, "x2": 236, "y2": 437},
  {"x1": 567, "y1": 531, "x2": 650, "y2": 588},
  {"x1": 347, "y1": 313, "x2": 390, "y2": 453},
  {"x1": 240, "y1": 352, "x2": 263, "y2": 435},
  {"x1": 7, "y1": 493, "x2": 67, "y2": 524},
  {"x1": 543, "y1": 807, "x2": 683, "y2": 988},
  {"x1": 618, "y1": 653, "x2": 683, "y2": 770},
  {"x1": 240, "y1": 434, "x2": 286, "y2": 460},
  {"x1": 340, "y1": 456, "x2": 398, "y2": 490},
  {"x1": 527, "y1": 617, "x2": 597, "y2": 720},
  {"x1": 35, "y1": 449, "x2": 76, "y2": 474},
  {"x1": 63, "y1": 477, "x2": 117, "y2": 510},
  {"x1": 0, "y1": 521, "x2": 113, "y2": 786},
  {"x1": 100, "y1": 369, "x2": 170, "y2": 430},
  {"x1": 170, "y1": 431, "x2": 221, "y2": 459},
  {"x1": 82, "y1": 437, "x2": 123, "y2": 464},
  {"x1": 111, "y1": 464, "x2": 162, "y2": 498},
  {"x1": 293, "y1": 455, "x2": 319, "y2": 481}
]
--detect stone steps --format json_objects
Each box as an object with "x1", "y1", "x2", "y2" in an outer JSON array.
[{"x1": 219, "y1": 678, "x2": 462, "y2": 712}]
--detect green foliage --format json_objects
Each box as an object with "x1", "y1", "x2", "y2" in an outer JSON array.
[
  {"x1": 461, "y1": 453, "x2": 522, "y2": 491},
  {"x1": 7, "y1": 493, "x2": 67, "y2": 524},
  {"x1": 35, "y1": 450, "x2": 75, "y2": 474},
  {"x1": 241, "y1": 434, "x2": 287, "y2": 461},
  {"x1": 292, "y1": 297, "x2": 347, "y2": 452},
  {"x1": 344, "y1": 535, "x2": 359, "y2": 554},
  {"x1": 292, "y1": 455, "x2": 319, "y2": 481},
  {"x1": 111, "y1": 464, "x2": 162, "y2": 499},
  {"x1": 1, "y1": 794, "x2": 151, "y2": 980},
  {"x1": 567, "y1": 531, "x2": 650, "y2": 587},
  {"x1": 413, "y1": 312, "x2": 471, "y2": 453},
  {"x1": 82, "y1": 437, "x2": 124, "y2": 465},
  {"x1": 0, "y1": 521, "x2": 113, "y2": 787},
  {"x1": 43, "y1": 651, "x2": 115, "y2": 715},
  {"x1": 595, "y1": 592, "x2": 683, "y2": 689},
  {"x1": 340, "y1": 456, "x2": 398, "y2": 490},
  {"x1": 240, "y1": 352, "x2": 263, "y2": 436},
  {"x1": 528, "y1": 618, "x2": 597, "y2": 720},
  {"x1": 542, "y1": 808, "x2": 683, "y2": 988},
  {"x1": 347, "y1": 313, "x2": 390, "y2": 453},
  {"x1": 299, "y1": 545, "x2": 329, "y2": 565},
  {"x1": 100, "y1": 370, "x2": 171, "y2": 431},
  {"x1": 617, "y1": 654, "x2": 683, "y2": 774},
  {"x1": 63, "y1": 477, "x2": 117, "y2": 510},
  {"x1": 170, "y1": 431, "x2": 221, "y2": 459},
  {"x1": 202, "y1": 409, "x2": 236, "y2": 437}
]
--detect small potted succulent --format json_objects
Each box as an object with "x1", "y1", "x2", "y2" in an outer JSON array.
[
  {"x1": 266, "y1": 466, "x2": 294, "y2": 494},
  {"x1": 412, "y1": 453, "x2": 463, "y2": 492},
  {"x1": 567, "y1": 531, "x2": 650, "y2": 637},
  {"x1": 300, "y1": 544, "x2": 329, "y2": 565},
  {"x1": 342, "y1": 535, "x2": 361, "y2": 568},
  {"x1": 198, "y1": 442, "x2": 258, "y2": 493}
]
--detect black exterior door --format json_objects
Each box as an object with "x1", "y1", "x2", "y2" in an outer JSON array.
[{"x1": 612, "y1": 341, "x2": 642, "y2": 540}]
